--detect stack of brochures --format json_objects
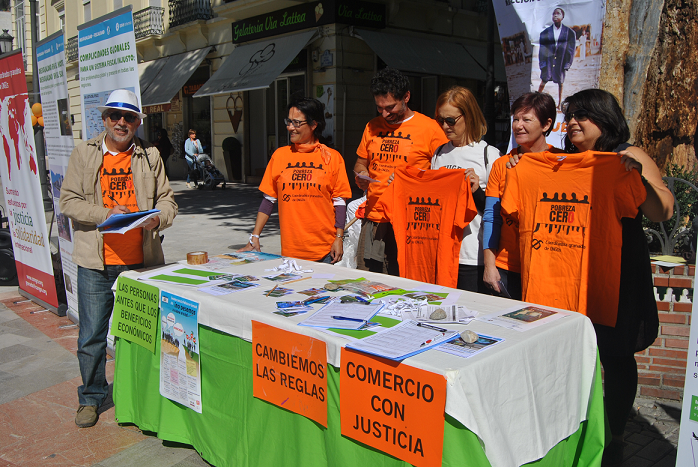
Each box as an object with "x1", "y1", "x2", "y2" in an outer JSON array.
[{"x1": 298, "y1": 301, "x2": 385, "y2": 330}]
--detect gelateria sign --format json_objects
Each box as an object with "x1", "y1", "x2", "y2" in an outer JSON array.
[{"x1": 232, "y1": 0, "x2": 386, "y2": 44}]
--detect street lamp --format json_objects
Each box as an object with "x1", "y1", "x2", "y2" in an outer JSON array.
[{"x1": 0, "y1": 30, "x2": 13, "y2": 54}]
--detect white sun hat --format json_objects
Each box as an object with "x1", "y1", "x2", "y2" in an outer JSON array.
[{"x1": 97, "y1": 89, "x2": 147, "y2": 119}]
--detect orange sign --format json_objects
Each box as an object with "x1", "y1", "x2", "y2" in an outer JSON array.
[
  {"x1": 252, "y1": 321, "x2": 328, "y2": 427},
  {"x1": 340, "y1": 348, "x2": 446, "y2": 467}
]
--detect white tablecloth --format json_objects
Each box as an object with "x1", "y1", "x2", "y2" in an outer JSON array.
[{"x1": 122, "y1": 259, "x2": 598, "y2": 467}]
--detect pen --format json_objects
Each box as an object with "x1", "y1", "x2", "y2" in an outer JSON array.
[
  {"x1": 416, "y1": 322, "x2": 448, "y2": 333},
  {"x1": 266, "y1": 284, "x2": 279, "y2": 297},
  {"x1": 331, "y1": 315, "x2": 366, "y2": 323},
  {"x1": 107, "y1": 193, "x2": 120, "y2": 205}
]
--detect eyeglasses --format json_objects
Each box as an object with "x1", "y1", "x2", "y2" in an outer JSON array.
[
  {"x1": 107, "y1": 111, "x2": 139, "y2": 124},
  {"x1": 564, "y1": 109, "x2": 590, "y2": 123},
  {"x1": 284, "y1": 118, "x2": 308, "y2": 128},
  {"x1": 436, "y1": 115, "x2": 463, "y2": 127}
]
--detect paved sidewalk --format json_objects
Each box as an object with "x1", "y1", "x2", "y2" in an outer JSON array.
[{"x1": 0, "y1": 181, "x2": 684, "y2": 466}]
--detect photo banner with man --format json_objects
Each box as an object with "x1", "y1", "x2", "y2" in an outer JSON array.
[
  {"x1": 0, "y1": 50, "x2": 59, "y2": 308},
  {"x1": 36, "y1": 31, "x2": 79, "y2": 318},
  {"x1": 78, "y1": 6, "x2": 141, "y2": 141},
  {"x1": 492, "y1": 0, "x2": 606, "y2": 148}
]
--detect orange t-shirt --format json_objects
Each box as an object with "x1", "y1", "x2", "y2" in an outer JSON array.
[
  {"x1": 101, "y1": 150, "x2": 144, "y2": 265},
  {"x1": 259, "y1": 145, "x2": 352, "y2": 261},
  {"x1": 357, "y1": 112, "x2": 448, "y2": 223},
  {"x1": 500, "y1": 151, "x2": 646, "y2": 326},
  {"x1": 375, "y1": 166, "x2": 477, "y2": 287},
  {"x1": 485, "y1": 145, "x2": 563, "y2": 272}
]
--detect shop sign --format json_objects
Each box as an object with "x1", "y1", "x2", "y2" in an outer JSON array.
[
  {"x1": 232, "y1": 0, "x2": 386, "y2": 44},
  {"x1": 143, "y1": 103, "x2": 171, "y2": 114},
  {"x1": 170, "y1": 93, "x2": 181, "y2": 112},
  {"x1": 111, "y1": 276, "x2": 160, "y2": 353},
  {"x1": 252, "y1": 321, "x2": 328, "y2": 427},
  {"x1": 183, "y1": 83, "x2": 205, "y2": 96},
  {"x1": 340, "y1": 348, "x2": 446, "y2": 467}
]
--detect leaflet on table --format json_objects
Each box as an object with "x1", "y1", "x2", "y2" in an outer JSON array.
[
  {"x1": 183, "y1": 252, "x2": 283, "y2": 270},
  {"x1": 263, "y1": 272, "x2": 303, "y2": 282},
  {"x1": 96, "y1": 209, "x2": 161, "y2": 233},
  {"x1": 138, "y1": 265, "x2": 237, "y2": 287},
  {"x1": 476, "y1": 304, "x2": 569, "y2": 331},
  {"x1": 263, "y1": 287, "x2": 294, "y2": 297},
  {"x1": 327, "y1": 278, "x2": 398, "y2": 297},
  {"x1": 373, "y1": 289, "x2": 461, "y2": 306},
  {"x1": 159, "y1": 290, "x2": 202, "y2": 413},
  {"x1": 345, "y1": 319, "x2": 459, "y2": 361},
  {"x1": 402, "y1": 304, "x2": 477, "y2": 324},
  {"x1": 298, "y1": 301, "x2": 384, "y2": 330},
  {"x1": 199, "y1": 279, "x2": 261, "y2": 296},
  {"x1": 437, "y1": 333, "x2": 504, "y2": 359},
  {"x1": 320, "y1": 314, "x2": 401, "y2": 340}
]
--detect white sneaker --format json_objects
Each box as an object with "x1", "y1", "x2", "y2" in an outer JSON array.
[{"x1": 186, "y1": 182, "x2": 191, "y2": 188}]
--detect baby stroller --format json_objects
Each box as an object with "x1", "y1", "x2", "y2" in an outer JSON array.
[{"x1": 191, "y1": 154, "x2": 226, "y2": 190}]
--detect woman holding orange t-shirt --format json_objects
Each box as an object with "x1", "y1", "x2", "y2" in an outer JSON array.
[
  {"x1": 239, "y1": 98, "x2": 351, "y2": 263},
  {"x1": 482, "y1": 92, "x2": 559, "y2": 299},
  {"x1": 509, "y1": 89, "x2": 674, "y2": 465}
]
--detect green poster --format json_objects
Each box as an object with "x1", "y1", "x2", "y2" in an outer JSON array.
[{"x1": 111, "y1": 276, "x2": 160, "y2": 353}]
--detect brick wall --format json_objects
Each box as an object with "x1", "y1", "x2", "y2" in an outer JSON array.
[{"x1": 635, "y1": 263, "x2": 695, "y2": 401}]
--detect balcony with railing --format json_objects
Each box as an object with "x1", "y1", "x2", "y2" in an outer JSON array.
[
  {"x1": 134, "y1": 7, "x2": 165, "y2": 39},
  {"x1": 66, "y1": 35, "x2": 78, "y2": 62},
  {"x1": 169, "y1": 0, "x2": 213, "y2": 29}
]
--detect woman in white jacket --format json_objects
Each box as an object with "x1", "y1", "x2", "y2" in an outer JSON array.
[{"x1": 430, "y1": 86, "x2": 501, "y2": 292}]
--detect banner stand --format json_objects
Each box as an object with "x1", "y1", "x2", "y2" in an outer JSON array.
[{"x1": 18, "y1": 288, "x2": 66, "y2": 316}]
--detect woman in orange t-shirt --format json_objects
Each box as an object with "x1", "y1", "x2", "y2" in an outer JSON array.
[
  {"x1": 239, "y1": 98, "x2": 351, "y2": 262},
  {"x1": 482, "y1": 92, "x2": 558, "y2": 299}
]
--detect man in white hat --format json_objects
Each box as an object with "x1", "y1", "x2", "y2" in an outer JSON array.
[{"x1": 59, "y1": 89, "x2": 177, "y2": 428}]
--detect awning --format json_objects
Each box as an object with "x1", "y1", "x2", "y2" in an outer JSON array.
[
  {"x1": 138, "y1": 47, "x2": 212, "y2": 107},
  {"x1": 194, "y1": 30, "x2": 316, "y2": 98},
  {"x1": 356, "y1": 29, "x2": 505, "y2": 82}
]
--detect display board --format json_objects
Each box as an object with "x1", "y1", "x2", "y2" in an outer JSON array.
[
  {"x1": 0, "y1": 50, "x2": 59, "y2": 308},
  {"x1": 492, "y1": 0, "x2": 606, "y2": 149},
  {"x1": 77, "y1": 6, "x2": 140, "y2": 141},
  {"x1": 36, "y1": 31, "x2": 78, "y2": 317}
]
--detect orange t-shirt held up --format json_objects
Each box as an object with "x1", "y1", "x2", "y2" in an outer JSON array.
[
  {"x1": 485, "y1": 145, "x2": 563, "y2": 273},
  {"x1": 375, "y1": 166, "x2": 477, "y2": 287},
  {"x1": 259, "y1": 145, "x2": 352, "y2": 261},
  {"x1": 357, "y1": 112, "x2": 447, "y2": 223},
  {"x1": 100, "y1": 150, "x2": 144, "y2": 266},
  {"x1": 500, "y1": 150, "x2": 646, "y2": 327}
]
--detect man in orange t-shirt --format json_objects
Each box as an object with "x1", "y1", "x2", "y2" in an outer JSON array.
[
  {"x1": 59, "y1": 89, "x2": 177, "y2": 429},
  {"x1": 354, "y1": 68, "x2": 447, "y2": 275},
  {"x1": 375, "y1": 166, "x2": 477, "y2": 287},
  {"x1": 500, "y1": 150, "x2": 646, "y2": 326}
]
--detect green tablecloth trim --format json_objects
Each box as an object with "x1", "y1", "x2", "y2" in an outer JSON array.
[{"x1": 114, "y1": 324, "x2": 605, "y2": 467}]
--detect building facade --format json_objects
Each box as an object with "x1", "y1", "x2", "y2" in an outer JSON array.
[{"x1": 14, "y1": 0, "x2": 506, "y2": 184}]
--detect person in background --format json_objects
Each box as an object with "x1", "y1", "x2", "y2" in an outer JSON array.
[
  {"x1": 59, "y1": 89, "x2": 177, "y2": 428},
  {"x1": 184, "y1": 129, "x2": 203, "y2": 188},
  {"x1": 538, "y1": 7, "x2": 576, "y2": 109},
  {"x1": 239, "y1": 97, "x2": 351, "y2": 263},
  {"x1": 430, "y1": 86, "x2": 501, "y2": 293},
  {"x1": 354, "y1": 68, "x2": 447, "y2": 275},
  {"x1": 153, "y1": 128, "x2": 174, "y2": 178},
  {"x1": 482, "y1": 92, "x2": 559, "y2": 299}
]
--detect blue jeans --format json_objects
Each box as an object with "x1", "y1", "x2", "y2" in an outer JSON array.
[
  {"x1": 185, "y1": 156, "x2": 194, "y2": 183},
  {"x1": 77, "y1": 264, "x2": 141, "y2": 407}
]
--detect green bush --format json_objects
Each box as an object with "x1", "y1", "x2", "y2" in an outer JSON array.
[{"x1": 643, "y1": 163, "x2": 698, "y2": 256}]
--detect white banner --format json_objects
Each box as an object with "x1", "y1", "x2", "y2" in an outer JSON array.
[
  {"x1": 37, "y1": 32, "x2": 78, "y2": 316},
  {"x1": 0, "y1": 50, "x2": 59, "y2": 307},
  {"x1": 78, "y1": 7, "x2": 140, "y2": 141},
  {"x1": 676, "y1": 260, "x2": 698, "y2": 465},
  {"x1": 492, "y1": 0, "x2": 605, "y2": 148}
]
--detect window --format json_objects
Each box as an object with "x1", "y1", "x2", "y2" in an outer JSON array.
[
  {"x1": 83, "y1": 0, "x2": 90, "y2": 22},
  {"x1": 13, "y1": 0, "x2": 25, "y2": 68},
  {"x1": 58, "y1": 9, "x2": 64, "y2": 31}
]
